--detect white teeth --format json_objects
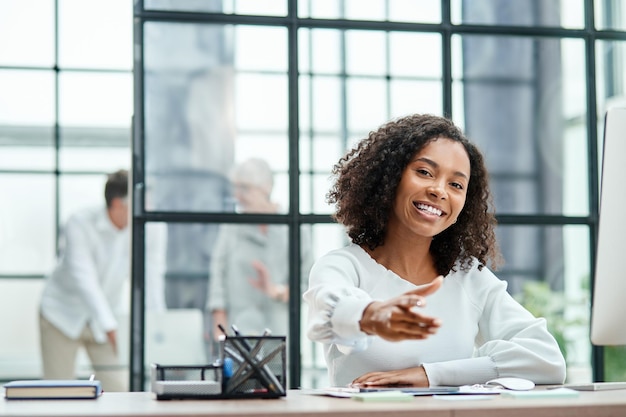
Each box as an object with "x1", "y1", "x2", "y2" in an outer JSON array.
[{"x1": 416, "y1": 203, "x2": 442, "y2": 216}]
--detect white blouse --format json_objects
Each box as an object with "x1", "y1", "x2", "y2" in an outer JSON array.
[{"x1": 303, "y1": 244, "x2": 566, "y2": 387}]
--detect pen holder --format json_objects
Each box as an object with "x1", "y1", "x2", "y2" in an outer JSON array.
[{"x1": 221, "y1": 335, "x2": 287, "y2": 399}]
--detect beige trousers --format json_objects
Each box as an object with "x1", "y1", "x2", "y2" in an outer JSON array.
[{"x1": 39, "y1": 313, "x2": 128, "y2": 392}]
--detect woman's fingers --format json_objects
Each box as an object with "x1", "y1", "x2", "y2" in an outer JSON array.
[
  {"x1": 360, "y1": 276, "x2": 443, "y2": 341},
  {"x1": 351, "y1": 366, "x2": 429, "y2": 387},
  {"x1": 377, "y1": 309, "x2": 440, "y2": 341},
  {"x1": 394, "y1": 316, "x2": 441, "y2": 337}
]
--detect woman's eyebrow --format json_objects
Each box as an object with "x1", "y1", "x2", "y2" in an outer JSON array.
[{"x1": 414, "y1": 157, "x2": 469, "y2": 180}]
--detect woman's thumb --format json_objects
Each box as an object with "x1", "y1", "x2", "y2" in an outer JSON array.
[{"x1": 416, "y1": 275, "x2": 443, "y2": 296}]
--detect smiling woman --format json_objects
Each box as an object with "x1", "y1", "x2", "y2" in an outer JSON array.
[
  {"x1": 302, "y1": 113, "x2": 567, "y2": 389},
  {"x1": 388, "y1": 138, "x2": 470, "y2": 265}
]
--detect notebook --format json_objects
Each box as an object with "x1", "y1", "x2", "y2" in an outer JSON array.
[{"x1": 3, "y1": 379, "x2": 102, "y2": 400}]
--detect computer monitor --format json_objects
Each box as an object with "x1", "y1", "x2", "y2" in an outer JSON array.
[{"x1": 590, "y1": 107, "x2": 626, "y2": 346}]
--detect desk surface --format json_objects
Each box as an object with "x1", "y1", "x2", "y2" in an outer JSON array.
[{"x1": 2, "y1": 389, "x2": 626, "y2": 417}]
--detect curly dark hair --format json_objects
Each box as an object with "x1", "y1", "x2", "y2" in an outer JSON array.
[{"x1": 328, "y1": 114, "x2": 502, "y2": 275}]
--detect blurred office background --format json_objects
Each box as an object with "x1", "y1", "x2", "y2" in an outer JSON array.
[{"x1": 1, "y1": 0, "x2": 625, "y2": 390}]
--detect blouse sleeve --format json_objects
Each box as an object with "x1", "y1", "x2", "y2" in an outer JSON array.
[
  {"x1": 302, "y1": 250, "x2": 375, "y2": 353},
  {"x1": 423, "y1": 269, "x2": 567, "y2": 386}
]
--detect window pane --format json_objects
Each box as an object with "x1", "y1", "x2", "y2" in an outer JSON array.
[
  {"x1": 0, "y1": 70, "x2": 55, "y2": 126},
  {"x1": 595, "y1": 0, "x2": 626, "y2": 30},
  {"x1": 300, "y1": 172, "x2": 336, "y2": 215},
  {"x1": 144, "y1": 23, "x2": 288, "y2": 213},
  {"x1": 235, "y1": 26, "x2": 287, "y2": 71},
  {"x1": 0, "y1": 279, "x2": 46, "y2": 380},
  {"x1": 0, "y1": 0, "x2": 55, "y2": 67},
  {"x1": 133, "y1": 222, "x2": 212, "y2": 381},
  {"x1": 143, "y1": 222, "x2": 167, "y2": 315},
  {"x1": 452, "y1": 35, "x2": 589, "y2": 216},
  {"x1": 158, "y1": 222, "x2": 216, "y2": 360},
  {"x1": 144, "y1": 0, "x2": 221, "y2": 12},
  {"x1": 0, "y1": 126, "x2": 55, "y2": 170},
  {"x1": 0, "y1": 70, "x2": 56, "y2": 172},
  {"x1": 307, "y1": 76, "x2": 343, "y2": 132},
  {"x1": 345, "y1": 31, "x2": 387, "y2": 76},
  {"x1": 300, "y1": 134, "x2": 344, "y2": 173},
  {"x1": 59, "y1": 72, "x2": 133, "y2": 127},
  {"x1": 236, "y1": 73, "x2": 288, "y2": 130},
  {"x1": 298, "y1": 0, "x2": 441, "y2": 23},
  {"x1": 389, "y1": 32, "x2": 441, "y2": 78},
  {"x1": 596, "y1": 39, "x2": 626, "y2": 190},
  {"x1": 0, "y1": 174, "x2": 55, "y2": 275},
  {"x1": 145, "y1": 0, "x2": 287, "y2": 16},
  {"x1": 117, "y1": 287, "x2": 208, "y2": 387},
  {"x1": 451, "y1": 0, "x2": 584, "y2": 29},
  {"x1": 390, "y1": 80, "x2": 442, "y2": 117},
  {"x1": 59, "y1": 174, "x2": 109, "y2": 224},
  {"x1": 346, "y1": 78, "x2": 388, "y2": 132},
  {"x1": 59, "y1": 127, "x2": 130, "y2": 172},
  {"x1": 298, "y1": 29, "x2": 343, "y2": 75},
  {"x1": 497, "y1": 225, "x2": 592, "y2": 383},
  {"x1": 58, "y1": 0, "x2": 133, "y2": 70},
  {"x1": 596, "y1": 40, "x2": 626, "y2": 117}
]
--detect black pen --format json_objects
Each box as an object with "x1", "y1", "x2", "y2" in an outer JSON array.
[
  {"x1": 231, "y1": 324, "x2": 253, "y2": 350},
  {"x1": 218, "y1": 324, "x2": 229, "y2": 337}
]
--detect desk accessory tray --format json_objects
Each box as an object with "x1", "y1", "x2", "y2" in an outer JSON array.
[{"x1": 151, "y1": 335, "x2": 286, "y2": 400}]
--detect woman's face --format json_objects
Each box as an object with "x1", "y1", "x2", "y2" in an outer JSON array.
[
  {"x1": 233, "y1": 180, "x2": 270, "y2": 212},
  {"x1": 388, "y1": 138, "x2": 470, "y2": 241}
]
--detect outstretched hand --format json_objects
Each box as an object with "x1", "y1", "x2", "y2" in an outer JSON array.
[{"x1": 359, "y1": 276, "x2": 443, "y2": 342}]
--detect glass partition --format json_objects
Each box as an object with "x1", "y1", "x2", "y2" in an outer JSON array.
[
  {"x1": 298, "y1": 0, "x2": 441, "y2": 23},
  {"x1": 451, "y1": 0, "x2": 585, "y2": 28},
  {"x1": 452, "y1": 35, "x2": 588, "y2": 216}
]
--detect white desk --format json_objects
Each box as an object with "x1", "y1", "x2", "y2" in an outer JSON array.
[{"x1": 2, "y1": 389, "x2": 626, "y2": 417}]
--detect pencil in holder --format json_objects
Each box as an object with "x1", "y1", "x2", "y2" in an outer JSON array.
[{"x1": 220, "y1": 335, "x2": 287, "y2": 398}]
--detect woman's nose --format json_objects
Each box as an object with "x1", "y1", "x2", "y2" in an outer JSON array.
[{"x1": 428, "y1": 182, "x2": 447, "y2": 200}]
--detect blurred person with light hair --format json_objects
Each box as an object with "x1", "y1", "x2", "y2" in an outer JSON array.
[{"x1": 207, "y1": 158, "x2": 312, "y2": 339}]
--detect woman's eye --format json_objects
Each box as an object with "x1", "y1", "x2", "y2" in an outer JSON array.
[
  {"x1": 450, "y1": 182, "x2": 464, "y2": 190},
  {"x1": 416, "y1": 169, "x2": 431, "y2": 177}
]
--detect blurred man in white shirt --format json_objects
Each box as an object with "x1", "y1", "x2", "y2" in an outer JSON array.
[{"x1": 39, "y1": 170, "x2": 166, "y2": 392}]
